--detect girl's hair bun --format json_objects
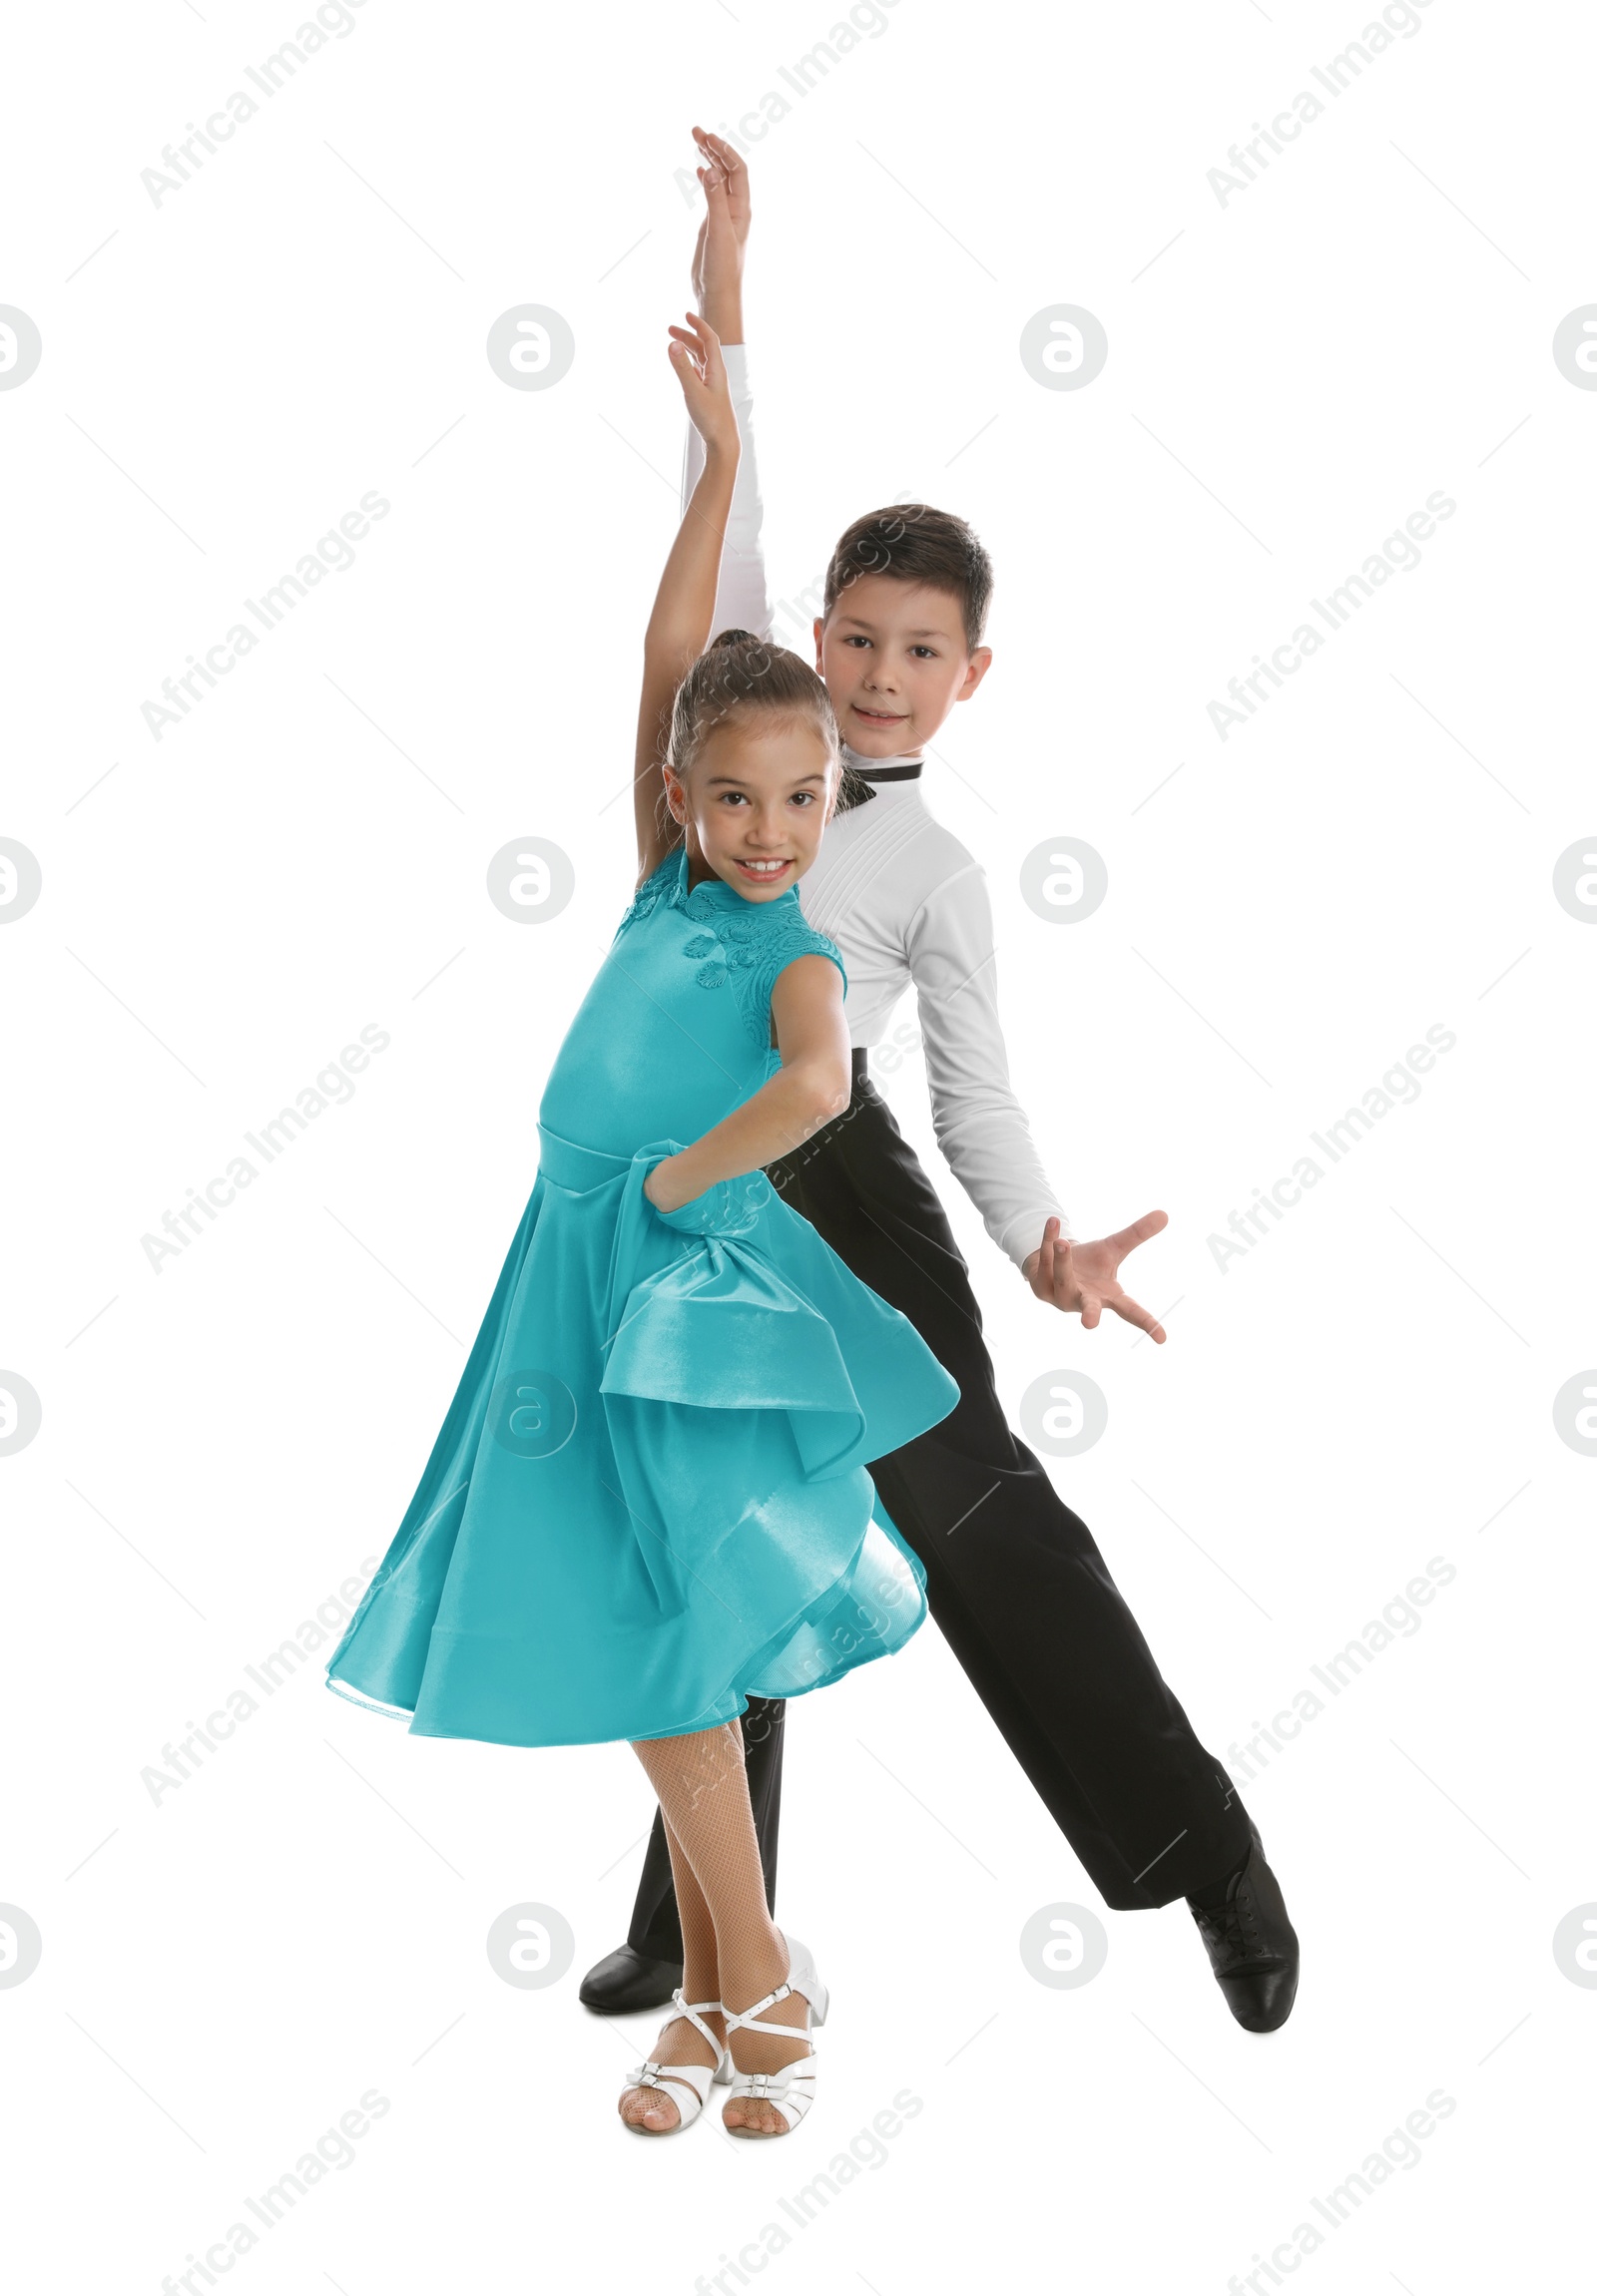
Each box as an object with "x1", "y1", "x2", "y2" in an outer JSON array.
[{"x1": 710, "y1": 627, "x2": 756, "y2": 650}]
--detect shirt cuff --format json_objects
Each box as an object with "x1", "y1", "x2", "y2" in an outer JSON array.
[{"x1": 998, "y1": 1207, "x2": 1076, "y2": 1268}]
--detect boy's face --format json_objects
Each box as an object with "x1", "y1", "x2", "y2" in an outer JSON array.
[
  {"x1": 666, "y1": 718, "x2": 836, "y2": 902},
  {"x1": 814, "y1": 576, "x2": 991, "y2": 758}
]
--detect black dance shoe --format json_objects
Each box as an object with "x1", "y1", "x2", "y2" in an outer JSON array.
[
  {"x1": 1187, "y1": 1825, "x2": 1300, "y2": 2032},
  {"x1": 578, "y1": 1942, "x2": 685, "y2": 2015}
]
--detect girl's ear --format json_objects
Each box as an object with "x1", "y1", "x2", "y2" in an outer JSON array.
[{"x1": 662, "y1": 763, "x2": 687, "y2": 825}]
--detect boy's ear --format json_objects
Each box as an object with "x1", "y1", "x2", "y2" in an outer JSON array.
[
  {"x1": 957, "y1": 646, "x2": 993, "y2": 703},
  {"x1": 812, "y1": 615, "x2": 825, "y2": 675}
]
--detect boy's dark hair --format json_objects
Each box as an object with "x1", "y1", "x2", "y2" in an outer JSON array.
[
  {"x1": 822, "y1": 503, "x2": 994, "y2": 653},
  {"x1": 667, "y1": 628, "x2": 841, "y2": 783}
]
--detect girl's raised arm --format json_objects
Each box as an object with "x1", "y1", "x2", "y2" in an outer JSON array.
[{"x1": 633, "y1": 314, "x2": 740, "y2": 884}]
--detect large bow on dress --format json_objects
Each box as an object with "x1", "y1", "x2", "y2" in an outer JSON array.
[{"x1": 601, "y1": 1146, "x2": 873, "y2": 1480}]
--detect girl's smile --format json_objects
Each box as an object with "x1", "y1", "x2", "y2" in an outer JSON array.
[{"x1": 667, "y1": 718, "x2": 837, "y2": 903}]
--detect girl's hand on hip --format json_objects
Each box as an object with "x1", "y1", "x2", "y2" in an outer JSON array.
[{"x1": 644, "y1": 1154, "x2": 688, "y2": 1213}]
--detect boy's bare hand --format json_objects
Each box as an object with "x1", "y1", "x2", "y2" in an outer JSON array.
[
  {"x1": 1022, "y1": 1212, "x2": 1170, "y2": 1341},
  {"x1": 693, "y1": 127, "x2": 751, "y2": 248},
  {"x1": 690, "y1": 126, "x2": 750, "y2": 342}
]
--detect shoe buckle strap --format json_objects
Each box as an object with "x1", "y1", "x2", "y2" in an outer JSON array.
[
  {"x1": 724, "y1": 1980, "x2": 793, "y2": 2033},
  {"x1": 671, "y1": 1988, "x2": 727, "y2": 2058},
  {"x1": 736, "y1": 2062, "x2": 816, "y2": 2098},
  {"x1": 630, "y1": 2059, "x2": 712, "y2": 2099},
  {"x1": 727, "y1": 2012, "x2": 810, "y2": 2043}
]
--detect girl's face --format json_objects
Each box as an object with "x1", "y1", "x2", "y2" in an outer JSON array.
[{"x1": 666, "y1": 716, "x2": 837, "y2": 903}]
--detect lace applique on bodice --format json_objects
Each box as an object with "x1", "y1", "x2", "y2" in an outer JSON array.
[{"x1": 616, "y1": 846, "x2": 846, "y2": 1056}]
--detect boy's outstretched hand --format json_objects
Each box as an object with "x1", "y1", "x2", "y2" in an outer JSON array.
[
  {"x1": 690, "y1": 126, "x2": 750, "y2": 343},
  {"x1": 1022, "y1": 1212, "x2": 1170, "y2": 1342}
]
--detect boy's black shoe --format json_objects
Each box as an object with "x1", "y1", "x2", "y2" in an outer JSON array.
[
  {"x1": 578, "y1": 1942, "x2": 683, "y2": 2015},
  {"x1": 1187, "y1": 1826, "x2": 1300, "y2": 2032}
]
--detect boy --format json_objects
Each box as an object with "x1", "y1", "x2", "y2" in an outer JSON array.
[{"x1": 581, "y1": 131, "x2": 1298, "y2": 2032}]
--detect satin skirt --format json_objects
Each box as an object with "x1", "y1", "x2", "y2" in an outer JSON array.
[{"x1": 323, "y1": 1126, "x2": 960, "y2": 1746}]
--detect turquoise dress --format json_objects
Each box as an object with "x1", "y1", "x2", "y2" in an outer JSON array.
[{"x1": 324, "y1": 844, "x2": 959, "y2": 1746}]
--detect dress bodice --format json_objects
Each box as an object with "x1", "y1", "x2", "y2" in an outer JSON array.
[{"x1": 537, "y1": 845, "x2": 846, "y2": 1160}]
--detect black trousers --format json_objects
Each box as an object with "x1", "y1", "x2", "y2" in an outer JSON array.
[{"x1": 628, "y1": 1057, "x2": 1253, "y2": 1953}]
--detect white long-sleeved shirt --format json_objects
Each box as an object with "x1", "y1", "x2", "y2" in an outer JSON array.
[{"x1": 681, "y1": 350, "x2": 1070, "y2": 1267}]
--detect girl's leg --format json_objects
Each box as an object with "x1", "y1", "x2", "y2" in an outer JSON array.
[
  {"x1": 617, "y1": 1811, "x2": 724, "y2": 2131},
  {"x1": 631, "y1": 1721, "x2": 812, "y2": 2138}
]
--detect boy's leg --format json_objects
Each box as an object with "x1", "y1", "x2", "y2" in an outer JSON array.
[
  {"x1": 768, "y1": 1062, "x2": 1256, "y2": 1912},
  {"x1": 587, "y1": 1065, "x2": 1295, "y2": 2022},
  {"x1": 581, "y1": 1696, "x2": 787, "y2": 2011}
]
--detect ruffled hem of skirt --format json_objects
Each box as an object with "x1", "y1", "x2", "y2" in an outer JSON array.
[{"x1": 324, "y1": 1497, "x2": 928, "y2": 1747}]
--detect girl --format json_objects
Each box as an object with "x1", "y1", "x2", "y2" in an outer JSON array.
[{"x1": 323, "y1": 314, "x2": 958, "y2": 2139}]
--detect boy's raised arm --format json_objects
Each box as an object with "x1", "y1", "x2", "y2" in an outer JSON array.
[
  {"x1": 632, "y1": 313, "x2": 740, "y2": 884},
  {"x1": 681, "y1": 129, "x2": 774, "y2": 642}
]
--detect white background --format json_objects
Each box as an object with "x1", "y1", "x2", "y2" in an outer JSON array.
[{"x1": 3, "y1": 0, "x2": 1593, "y2": 2289}]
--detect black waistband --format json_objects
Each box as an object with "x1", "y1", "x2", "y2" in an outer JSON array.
[{"x1": 850, "y1": 1047, "x2": 871, "y2": 1082}]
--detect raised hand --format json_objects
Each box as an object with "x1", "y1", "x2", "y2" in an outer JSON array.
[
  {"x1": 1022, "y1": 1211, "x2": 1170, "y2": 1342},
  {"x1": 666, "y1": 310, "x2": 738, "y2": 458},
  {"x1": 689, "y1": 125, "x2": 750, "y2": 343}
]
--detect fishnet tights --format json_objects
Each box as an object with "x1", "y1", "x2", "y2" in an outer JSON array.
[{"x1": 617, "y1": 1719, "x2": 813, "y2": 2135}]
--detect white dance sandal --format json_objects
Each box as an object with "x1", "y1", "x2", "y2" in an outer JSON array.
[
  {"x1": 720, "y1": 1931, "x2": 828, "y2": 2137},
  {"x1": 620, "y1": 1989, "x2": 727, "y2": 2134}
]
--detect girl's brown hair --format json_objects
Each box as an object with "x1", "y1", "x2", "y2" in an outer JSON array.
[
  {"x1": 665, "y1": 630, "x2": 876, "y2": 822},
  {"x1": 666, "y1": 628, "x2": 833, "y2": 768}
]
